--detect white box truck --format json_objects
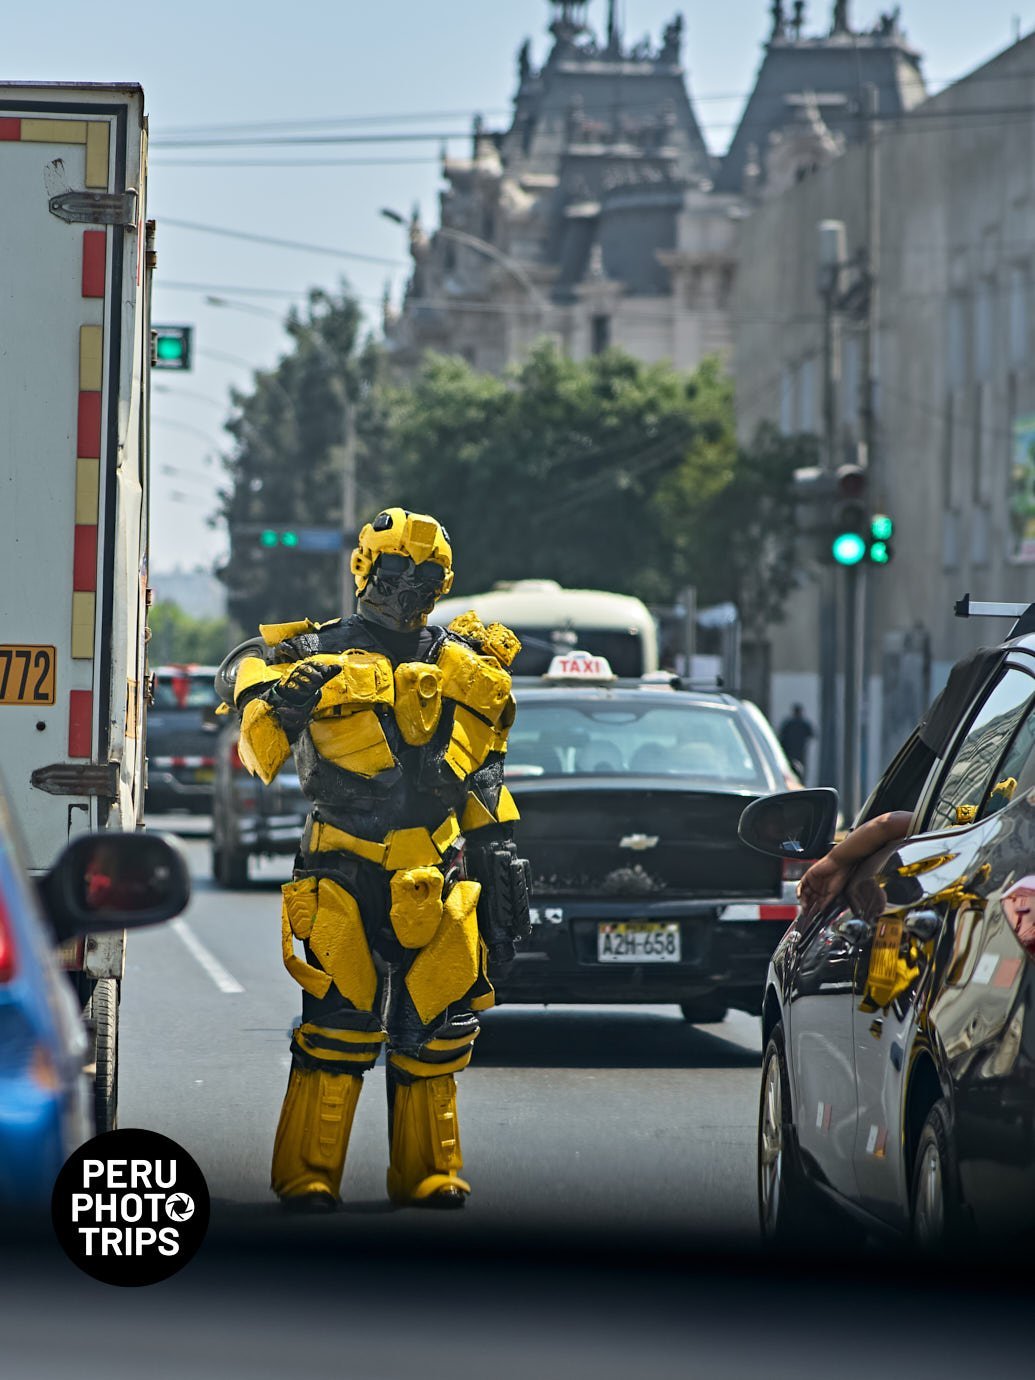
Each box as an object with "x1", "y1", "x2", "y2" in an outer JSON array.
[{"x1": 0, "y1": 83, "x2": 152, "y2": 1130}]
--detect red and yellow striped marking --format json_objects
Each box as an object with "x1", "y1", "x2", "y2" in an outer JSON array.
[
  {"x1": 0, "y1": 116, "x2": 109, "y2": 186},
  {"x1": 3, "y1": 113, "x2": 114, "y2": 755}
]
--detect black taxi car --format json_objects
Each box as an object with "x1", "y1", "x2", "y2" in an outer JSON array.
[
  {"x1": 500, "y1": 652, "x2": 803, "y2": 1021},
  {"x1": 740, "y1": 598, "x2": 1035, "y2": 1248}
]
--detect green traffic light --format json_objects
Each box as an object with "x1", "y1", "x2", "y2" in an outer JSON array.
[
  {"x1": 870, "y1": 513, "x2": 894, "y2": 541},
  {"x1": 155, "y1": 335, "x2": 185, "y2": 362},
  {"x1": 280, "y1": 531, "x2": 299, "y2": 547},
  {"x1": 260, "y1": 529, "x2": 278, "y2": 548},
  {"x1": 832, "y1": 532, "x2": 867, "y2": 566},
  {"x1": 869, "y1": 540, "x2": 891, "y2": 565}
]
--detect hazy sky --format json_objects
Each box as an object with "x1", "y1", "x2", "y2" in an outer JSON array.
[{"x1": 3, "y1": 0, "x2": 1032, "y2": 572}]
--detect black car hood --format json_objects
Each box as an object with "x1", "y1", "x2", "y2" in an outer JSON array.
[{"x1": 508, "y1": 777, "x2": 783, "y2": 899}]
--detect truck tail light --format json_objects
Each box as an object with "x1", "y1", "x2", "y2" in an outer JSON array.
[
  {"x1": 229, "y1": 742, "x2": 245, "y2": 772},
  {"x1": 0, "y1": 894, "x2": 17, "y2": 983}
]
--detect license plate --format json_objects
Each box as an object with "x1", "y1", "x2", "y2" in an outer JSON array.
[
  {"x1": 0, "y1": 645, "x2": 56, "y2": 705},
  {"x1": 597, "y1": 921, "x2": 681, "y2": 963}
]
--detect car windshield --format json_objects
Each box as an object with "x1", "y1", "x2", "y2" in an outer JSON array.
[
  {"x1": 507, "y1": 699, "x2": 770, "y2": 789},
  {"x1": 153, "y1": 671, "x2": 218, "y2": 711}
]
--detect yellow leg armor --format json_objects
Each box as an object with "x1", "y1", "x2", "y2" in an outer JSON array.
[
  {"x1": 386, "y1": 1072, "x2": 470, "y2": 1207},
  {"x1": 271, "y1": 1066, "x2": 363, "y2": 1206}
]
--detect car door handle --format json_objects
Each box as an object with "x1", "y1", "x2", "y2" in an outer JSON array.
[{"x1": 904, "y1": 910, "x2": 941, "y2": 942}]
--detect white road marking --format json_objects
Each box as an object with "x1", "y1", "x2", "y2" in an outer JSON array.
[{"x1": 171, "y1": 918, "x2": 245, "y2": 994}]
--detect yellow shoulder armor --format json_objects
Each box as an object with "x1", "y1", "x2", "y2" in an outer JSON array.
[{"x1": 437, "y1": 639, "x2": 512, "y2": 725}]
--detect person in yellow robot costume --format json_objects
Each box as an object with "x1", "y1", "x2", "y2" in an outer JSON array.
[{"x1": 220, "y1": 508, "x2": 531, "y2": 1211}]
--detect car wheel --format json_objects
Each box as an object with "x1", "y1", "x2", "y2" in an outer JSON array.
[
  {"x1": 212, "y1": 844, "x2": 249, "y2": 889},
  {"x1": 87, "y1": 977, "x2": 119, "y2": 1134},
  {"x1": 679, "y1": 1001, "x2": 728, "y2": 1024},
  {"x1": 911, "y1": 1099, "x2": 963, "y2": 1249},
  {"x1": 758, "y1": 1023, "x2": 840, "y2": 1246}
]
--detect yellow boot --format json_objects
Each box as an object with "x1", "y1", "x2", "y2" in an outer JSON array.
[
  {"x1": 386, "y1": 1072, "x2": 470, "y2": 1208},
  {"x1": 271, "y1": 1066, "x2": 363, "y2": 1210}
]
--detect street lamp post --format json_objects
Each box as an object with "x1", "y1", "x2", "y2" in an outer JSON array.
[{"x1": 380, "y1": 207, "x2": 549, "y2": 318}]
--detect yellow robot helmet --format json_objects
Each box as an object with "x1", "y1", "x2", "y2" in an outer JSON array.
[{"x1": 351, "y1": 508, "x2": 454, "y2": 597}]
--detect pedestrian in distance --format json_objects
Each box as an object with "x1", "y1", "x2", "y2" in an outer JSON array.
[{"x1": 778, "y1": 703, "x2": 815, "y2": 780}]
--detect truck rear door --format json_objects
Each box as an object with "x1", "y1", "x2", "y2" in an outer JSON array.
[{"x1": 0, "y1": 83, "x2": 149, "y2": 871}]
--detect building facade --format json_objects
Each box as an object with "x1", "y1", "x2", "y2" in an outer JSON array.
[
  {"x1": 386, "y1": 2, "x2": 927, "y2": 381},
  {"x1": 734, "y1": 31, "x2": 1035, "y2": 784}
]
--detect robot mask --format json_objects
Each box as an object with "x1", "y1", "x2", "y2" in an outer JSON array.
[
  {"x1": 358, "y1": 552, "x2": 448, "y2": 632},
  {"x1": 352, "y1": 508, "x2": 453, "y2": 631}
]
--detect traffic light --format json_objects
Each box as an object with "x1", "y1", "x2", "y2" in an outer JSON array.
[
  {"x1": 151, "y1": 325, "x2": 194, "y2": 371},
  {"x1": 259, "y1": 528, "x2": 299, "y2": 548},
  {"x1": 868, "y1": 513, "x2": 894, "y2": 565},
  {"x1": 830, "y1": 464, "x2": 868, "y2": 566}
]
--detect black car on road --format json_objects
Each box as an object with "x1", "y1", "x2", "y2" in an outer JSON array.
[
  {"x1": 145, "y1": 664, "x2": 221, "y2": 814},
  {"x1": 501, "y1": 656, "x2": 803, "y2": 1022},
  {"x1": 210, "y1": 717, "x2": 308, "y2": 888},
  {"x1": 742, "y1": 604, "x2": 1035, "y2": 1248}
]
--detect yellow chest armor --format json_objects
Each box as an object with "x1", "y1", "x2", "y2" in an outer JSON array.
[{"x1": 303, "y1": 640, "x2": 513, "y2": 780}]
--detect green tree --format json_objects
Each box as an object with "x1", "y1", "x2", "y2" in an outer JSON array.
[
  {"x1": 148, "y1": 603, "x2": 230, "y2": 666},
  {"x1": 216, "y1": 286, "x2": 387, "y2": 635},
  {"x1": 374, "y1": 345, "x2": 734, "y2": 603},
  {"x1": 686, "y1": 423, "x2": 818, "y2": 642}
]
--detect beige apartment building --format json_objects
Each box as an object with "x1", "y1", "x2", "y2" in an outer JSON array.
[{"x1": 734, "y1": 31, "x2": 1035, "y2": 781}]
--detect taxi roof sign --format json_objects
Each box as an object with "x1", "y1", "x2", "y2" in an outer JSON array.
[{"x1": 544, "y1": 651, "x2": 617, "y2": 683}]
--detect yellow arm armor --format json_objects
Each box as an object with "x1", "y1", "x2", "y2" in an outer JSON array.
[{"x1": 238, "y1": 698, "x2": 292, "y2": 784}]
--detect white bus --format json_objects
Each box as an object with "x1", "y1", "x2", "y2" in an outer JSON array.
[{"x1": 433, "y1": 580, "x2": 658, "y2": 678}]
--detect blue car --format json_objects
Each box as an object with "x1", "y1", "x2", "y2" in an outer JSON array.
[{"x1": 0, "y1": 784, "x2": 190, "y2": 1204}]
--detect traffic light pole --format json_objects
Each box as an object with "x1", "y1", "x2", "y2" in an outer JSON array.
[
  {"x1": 818, "y1": 232, "x2": 842, "y2": 791},
  {"x1": 842, "y1": 563, "x2": 865, "y2": 821}
]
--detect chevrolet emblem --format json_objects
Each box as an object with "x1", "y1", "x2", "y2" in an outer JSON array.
[{"x1": 619, "y1": 834, "x2": 659, "y2": 851}]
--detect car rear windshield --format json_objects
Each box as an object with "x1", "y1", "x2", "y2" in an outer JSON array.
[
  {"x1": 153, "y1": 671, "x2": 218, "y2": 711},
  {"x1": 507, "y1": 699, "x2": 769, "y2": 789}
]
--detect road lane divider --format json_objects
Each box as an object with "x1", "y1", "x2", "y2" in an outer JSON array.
[{"x1": 171, "y1": 918, "x2": 245, "y2": 994}]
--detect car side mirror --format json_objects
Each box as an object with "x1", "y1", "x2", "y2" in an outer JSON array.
[
  {"x1": 39, "y1": 832, "x2": 191, "y2": 943},
  {"x1": 738, "y1": 788, "x2": 839, "y2": 861}
]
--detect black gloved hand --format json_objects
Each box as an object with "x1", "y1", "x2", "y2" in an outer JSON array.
[{"x1": 273, "y1": 661, "x2": 341, "y2": 709}]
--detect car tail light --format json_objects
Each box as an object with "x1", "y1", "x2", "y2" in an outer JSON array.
[
  {"x1": 0, "y1": 893, "x2": 17, "y2": 983},
  {"x1": 230, "y1": 741, "x2": 245, "y2": 772}
]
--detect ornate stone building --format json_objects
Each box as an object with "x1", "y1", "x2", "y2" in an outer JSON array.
[{"x1": 385, "y1": 2, "x2": 926, "y2": 377}]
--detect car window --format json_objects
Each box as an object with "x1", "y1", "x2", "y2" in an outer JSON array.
[
  {"x1": 925, "y1": 668, "x2": 1035, "y2": 831},
  {"x1": 506, "y1": 700, "x2": 769, "y2": 789},
  {"x1": 977, "y1": 693, "x2": 1035, "y2": 819},
  {"x1": 153, "y1": 671, "x2": 218, "y2": 711}
]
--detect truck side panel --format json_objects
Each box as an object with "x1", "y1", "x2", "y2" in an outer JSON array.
[{"x1": 0, "y1": 86, "x2": 148, "y2": 873}]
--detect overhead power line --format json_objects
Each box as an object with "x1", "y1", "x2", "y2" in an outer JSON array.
[
  {"x1": 159, "y1": 218, "x2": 404, "y2": 267},
  {"x1": 153, "y1": 131, "x2": 470, "y2": 149},
  {"x1": 152, "y1": 156, "x2": 439, "y2": 168}
]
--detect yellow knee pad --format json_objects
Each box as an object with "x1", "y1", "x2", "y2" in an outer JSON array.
[{"x1": 271, "y1": 1066, "x2": 363, "y2": 1202}]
